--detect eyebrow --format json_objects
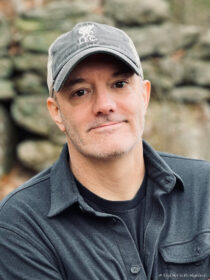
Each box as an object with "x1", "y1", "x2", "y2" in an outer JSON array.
[
  {"x1": 64, "y1": 68, "x2": 134, "y2": 89},
  {"x1": 65, "y1": 78, "x2": 85, "y2": 88}
]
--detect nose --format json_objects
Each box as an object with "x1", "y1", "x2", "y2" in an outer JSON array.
[{"x1": 92, "y1": 89, "x2": 117, "y2": 116}]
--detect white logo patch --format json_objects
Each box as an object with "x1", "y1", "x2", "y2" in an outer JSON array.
[{"x1": 78, "y1": 24, "x2": 97, "y2": 45}]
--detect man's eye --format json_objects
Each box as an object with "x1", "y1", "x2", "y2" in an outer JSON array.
[
  {"x1": 72, "y1": 89, "x2": 87, "y2": 97},
  {"x1": 113, "y1": 81, "x2": 127, "y2": 88}
]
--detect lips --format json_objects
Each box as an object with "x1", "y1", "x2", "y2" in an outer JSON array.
[
  {"x1": 96, "y1": 122, "x2": 121, "y2": 128},
  {"x1": 89, "y1": 120, "x2": 127, "y2": 132}
]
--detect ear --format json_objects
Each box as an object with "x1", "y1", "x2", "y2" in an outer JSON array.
[
  {"x1": 47, "y1": 97, "x2": 66, "y2": 132},
  {"x1": 143, "y1": 80, "x2": 151, "y2": 111}
]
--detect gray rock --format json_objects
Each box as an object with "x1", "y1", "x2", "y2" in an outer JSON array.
[
  {"x1": 144, "y1": 101, "x2": 210, "y2": 160},
  {"x1": 14, "y1": 0, "x2": 103, "y2": 33},
  {"x1": 188, "y1": 30, "x2": 210, "y2": 59},
  {"x1": 197, "y1": 30, "x2": 210, "y2": 58},
  {"x1": 142, "y1": 60, "x2": 177, "y2": 98},
  {"x1": 13, "y1": 54, "x2": 48, "y2": 76},
  {"x1": 147, "y1": 57, "x2": 210, "y2": 91},
  {"x1": 15, "y1": 17, "x2": 48, "y2": 32},
  {"x1": 17, "y1": 140, "x2": 62, "y2": 172},
  {"x1": 0, "y1": 16, "x2": 12, "y2": 53},
  {"x1": 21, "y1": 31, "x2": 61, "y2": 53},
  {"x1": 125, "y1": 23, "x2": 200, "y2": 58},
  {"x1": 11, "y1": 95, "x2": 65, "y2": 143},
  {"x1": 0, "y1": 58, "x2": 13, "y2": 79},
  {"x1": 11, "y1": 95, "x2": 53, "y2": 136},
  {"x1": 22, "y1": 0, "x2": 100, "y2": 20},
  {"x1": 61, "y1": 15, "x2": 115, "y2": 32},
  {"x1": 0, "y1": 105, "x2": 16, "y2": 177},
  {"x1": 15, "y1": 73, "x2": 48, "y2": 95},
  {"x1": 16, "y1": 14, "x2": 114, "y2": 33},
  {"x1": 0, "y1": 80, "x2": 16, "y2": 101},
  {"x1": 104, "y1": 0, "x2": 169, "y2": 25},
  {"x1": 183, "y1": 60, "x2": 210, "y2": 86},
  {"x1": 15, "y1": 13, "x2": 76, "y2": 33},
  {"x1": 47, "y1": 125, "x2": 67, "y2": 146},
  {"x1": 158, "y1": 57, "x2": 185, "y2": 85},
  {"x1": 171, "y1": 87, "x2": 210, "y2": 103}
]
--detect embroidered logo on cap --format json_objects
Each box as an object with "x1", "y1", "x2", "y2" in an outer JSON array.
[{"x1": 78, "y1": 24, "x2": 97, "y2": 45}]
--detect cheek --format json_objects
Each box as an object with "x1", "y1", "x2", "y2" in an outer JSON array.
[
  {"x1": 62, "y1": 107, "x2": 90, "y2": 131},
  {"x1": 121, "y1": 93, "x2": 145, "y2": 119},
  {"x1": 134, "y1": 90, "x2": 148, "y2": 117}
]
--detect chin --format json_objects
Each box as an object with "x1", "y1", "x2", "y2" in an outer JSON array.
[
  {"x1": 91, "y1": 149, "x2": 127, "y2": 160},
  {"x1": 82, "y1": 141, "x2": 138, "y2": 160},
  {"x1": 68, "y1": 133, "x2": 142, "y2": 160}
]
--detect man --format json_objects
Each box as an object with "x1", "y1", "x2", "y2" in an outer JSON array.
[{"x1": 0, "y1": 21, "x2": 210, "y2": 280}]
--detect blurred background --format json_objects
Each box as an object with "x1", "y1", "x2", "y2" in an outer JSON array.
[{"x1": 0, "y1": 0, "x2": 210, "y2": 199}]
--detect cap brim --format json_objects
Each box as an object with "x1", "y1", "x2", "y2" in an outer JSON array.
[{"x1": 54, "y1": 47, "x2": 141, "y2": 92}]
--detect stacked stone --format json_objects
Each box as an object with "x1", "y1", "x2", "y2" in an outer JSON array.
[
  {"x1": 0, "y1": 0, "x2": 210, "y2": 175},
  {"x1": 0, "y1": 15, "x2": 16, "y2": 176}
]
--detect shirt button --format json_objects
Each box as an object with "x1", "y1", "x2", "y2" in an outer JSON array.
[
  {"x1": 79, "y1": 205, "x2": 84, "y2": 212},
  {"x1": 194, "y1": 246, "x2": 200, "y2": 255},
  {"x1": 130, "y1": 265, "x2": 140, "y2": 275},
  {"x1": 111, "y1": 218, "x2": 118, "y2": 225}
]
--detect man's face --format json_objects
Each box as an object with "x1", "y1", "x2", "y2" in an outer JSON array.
[{"x1": 48, "y1": 54, "x2": 150, "y2": 160}]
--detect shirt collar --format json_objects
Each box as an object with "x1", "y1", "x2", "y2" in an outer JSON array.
[
  {"x1": 48, "y1": 144, "x2": 79, "y2": 218},
  {"x1": 143, "y1": 140, "x2": 184, "y2": 193},
  {"x1": 48, "y1": 141, "x2": 184, "y2": 218}
]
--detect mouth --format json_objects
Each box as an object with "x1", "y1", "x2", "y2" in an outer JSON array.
[{"x1": 89, "y1": 120, "x2": 127, "y2": 132}]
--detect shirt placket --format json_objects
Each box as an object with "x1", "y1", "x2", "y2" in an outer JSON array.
[
  {"x1": 143, "y1": 176, "x2": 175, "y2": 280},
  {"x1": 79, "y1": 198, "x2": 147, "y2": 280},
  {"x1": 110, "y1": 215, "x2": 147, "y2": 280}
]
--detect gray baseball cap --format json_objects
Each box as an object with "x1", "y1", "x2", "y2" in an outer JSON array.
[{"x1": 47, "y1": 21, "x2": 143, "y2": 96}]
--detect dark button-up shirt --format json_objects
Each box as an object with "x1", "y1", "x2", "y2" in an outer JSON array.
[
  {"x1": 76, "y1": 174, "x2": 147, "y2": 266},
  {"x1": 0, "y1": 141, "x2": 210, "y2": 279}
]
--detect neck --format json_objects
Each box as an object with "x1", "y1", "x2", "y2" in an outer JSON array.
[{"x1": 68, "y1": 142, "x2": 145, "y2": 201}]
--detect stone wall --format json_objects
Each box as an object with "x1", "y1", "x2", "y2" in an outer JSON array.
[{"x1": 0, "y1": 0, "x2": 210, "y2": 175}]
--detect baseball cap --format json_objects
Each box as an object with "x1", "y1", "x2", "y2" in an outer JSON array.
[{"x1": 47, "y1": 21, "x2": 143, "y2": 96}]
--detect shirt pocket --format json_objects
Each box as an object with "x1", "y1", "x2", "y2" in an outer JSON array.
[{"x1": 158, "y1": 230, "x2": 210, "y2": 280}]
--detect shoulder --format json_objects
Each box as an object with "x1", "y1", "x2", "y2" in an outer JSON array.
[
  {"x1": 159, "y1": 151, "x2": 210, "y2": 190},
  {"x1": 0, "y1": 166, "x2": 52, "y2": 224},
  {"x1": 159, "y1": 153, "x2": 210, "y2": 232},
  {"x1": 159, "y1": 151, "x2": 210, "y2": 172}
]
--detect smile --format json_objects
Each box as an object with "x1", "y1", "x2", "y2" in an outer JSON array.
[{"x1": 90, "y1": 121, "x2": 126, "y2": 132}]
